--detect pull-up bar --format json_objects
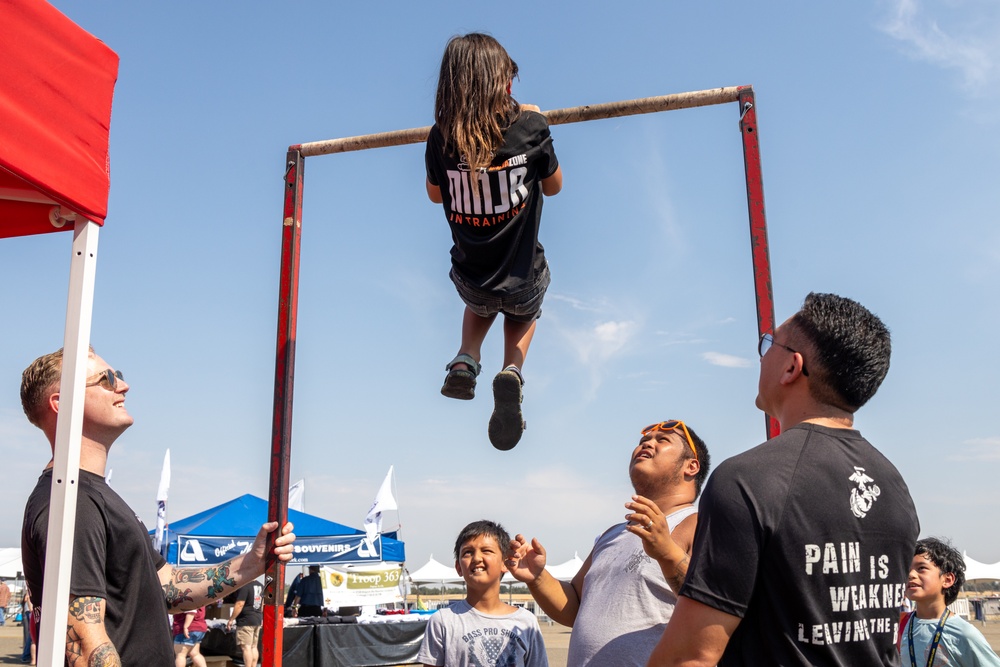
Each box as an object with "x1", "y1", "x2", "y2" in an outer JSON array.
[
  {"x1": 262, "y1": 85, "x2": 776, "y2": 667},
  {"x1": 293, "y1": 87, "x2": 743, "y2": 157}
]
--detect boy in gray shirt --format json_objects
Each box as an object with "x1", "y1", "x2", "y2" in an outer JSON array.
[{"x1": 418, "y1": 520, "x2": 547, "y2": 667}]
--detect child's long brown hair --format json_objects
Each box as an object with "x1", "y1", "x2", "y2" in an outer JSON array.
[{"x1": 434, "y1": 33, "x2": 519, "y2": 178}]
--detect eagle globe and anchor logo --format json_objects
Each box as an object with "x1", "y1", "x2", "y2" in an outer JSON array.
[{"x1": 848, "y1": 466, "x2": 881, "y2": 518}]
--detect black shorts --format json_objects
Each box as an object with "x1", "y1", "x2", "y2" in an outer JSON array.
[{"x1": 450, "y1": 261, "x2": 550, "y2": 323}]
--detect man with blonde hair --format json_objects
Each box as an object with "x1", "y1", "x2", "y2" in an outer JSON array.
[{"x1": 20, "y1": 347, "x2": 297, "y2": 667}]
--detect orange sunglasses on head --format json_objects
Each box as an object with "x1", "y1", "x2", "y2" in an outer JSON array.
[{"x1": 640, "y1": 420, "x2": 698, "y2": 462}]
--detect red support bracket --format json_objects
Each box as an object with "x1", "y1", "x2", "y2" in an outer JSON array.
[
  {"x1": 262, "y1": 149, "x2": 305, "y2": 667},
  {"x1": 737, "y1": 86, "x2": 781, "y2": 439}
]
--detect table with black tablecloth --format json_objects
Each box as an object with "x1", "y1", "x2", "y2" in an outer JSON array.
[{"x1": 201, "y1": 618, "x2": 428, "y2": 667}]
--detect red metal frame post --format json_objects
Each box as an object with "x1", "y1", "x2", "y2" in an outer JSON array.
[
  {"x1": 737, "y1": 86, "x2": 781, "y2": 439},
  {"x1": 262, "y1": 149, "x2": 304, "y2": 667}
]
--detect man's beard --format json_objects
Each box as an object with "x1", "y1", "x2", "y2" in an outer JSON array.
[{"x1": 631, "y1": 457, "x2": 686, "y2": 497}]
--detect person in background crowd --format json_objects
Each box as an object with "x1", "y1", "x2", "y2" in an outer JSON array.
[{"x1": 227, "y1": 579, "x2": 263, "y2": 667}]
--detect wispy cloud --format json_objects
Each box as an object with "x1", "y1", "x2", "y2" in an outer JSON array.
[
  {"x1": 643, "y1": 142, "x2": 684, "y2": 247},
  {"x1": 557, "y1": 318, "x2": 639, "y2": 400},
  {"x1": 879, "y1": 0, "x2": 1000, "y2": 94},
  {"x1": 546, "y1": 293, "x2": 608, "y2": 313},
  {"x1": 952, "y1": 436, "x2": 1000, "y2": 461},
  {"x1": 701, "y1": 352, "x2": 753, "y2": 369},
  {"x1": 565, "y1": 319, "x2": 638, "y2": 367}
]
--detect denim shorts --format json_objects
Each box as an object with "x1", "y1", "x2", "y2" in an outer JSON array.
[
  {"x1": 173, "y1": 631, "x2": 205, "y2": 646},
  {"x1": 451, "y1": 261, "x2": 551, "y2": 324}
]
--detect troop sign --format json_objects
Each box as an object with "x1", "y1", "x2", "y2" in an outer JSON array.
[
  {"x1": 321, "y1": 564, "x2": 407, "y2": 607},
  {"x1": 176, "y1": 535, "x2": 383, "y2": 566}
]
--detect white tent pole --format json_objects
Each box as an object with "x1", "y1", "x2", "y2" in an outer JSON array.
[{"x1": 37, "y1": 218, "x2": 99, "y2": 667}]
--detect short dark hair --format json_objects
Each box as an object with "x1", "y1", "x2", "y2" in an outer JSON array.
[
  {"x1": 453, "y1": 520, "x2": 511, "y2": 561},
  {"x1": 915, "y1": 537, "x2": 965, "y2": 606},
  {"x1": 788, "y1": 292, "x2": 891, "y2": 412},
  {"x1": 683, "y1": 424, "x2": 711, "y2": 498}
]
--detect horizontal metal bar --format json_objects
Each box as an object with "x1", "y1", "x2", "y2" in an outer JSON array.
[{"x1": 294, "y1": 86, "x2": 746, "y2": 158}]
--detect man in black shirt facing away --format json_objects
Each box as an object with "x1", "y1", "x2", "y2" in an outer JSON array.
[{"x1": 648, "y1": 293, "x2": 919, "y2": 667}]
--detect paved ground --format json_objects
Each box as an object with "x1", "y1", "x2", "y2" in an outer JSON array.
[{"x1": 0, "y1": 619, "x2": 996, "y2": 666}]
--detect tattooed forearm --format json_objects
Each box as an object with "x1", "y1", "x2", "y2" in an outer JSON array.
[
  {"x1": 89, "y1": 641, "x2": 121, "y2": 667},
  {"x1": 205, "y1": 565, "x2": 236, "y2": 598},
  {"x1": 166, "y1": 564, "x2": 237, "y2": 608},
  {"x1": 162, "y1": 581, "x2": 195, "y2": 608},
  {"x1": 69, "y1": 597, "x2": 103, "y2": 624}
]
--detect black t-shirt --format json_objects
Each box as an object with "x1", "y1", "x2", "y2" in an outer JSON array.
[
  {"x1": 681, "y1": 423, "x2": 919, "y2": 666},
  {"x1": 21, "y1": 469, "x2": 173, "y2": 666},
  {"x1": 234, "y1": 580, "x2": 263, "y2": 627},
  {"x1": 425, "y1": 110, "x2": 559, "y2": 294}
]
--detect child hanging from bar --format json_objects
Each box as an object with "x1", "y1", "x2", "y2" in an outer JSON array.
[{"x1": 425, "y1": 33, "x2": 563, "y2": 451}]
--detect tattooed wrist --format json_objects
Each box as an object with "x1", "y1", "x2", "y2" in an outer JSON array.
[{"x1": 89, "y1": 641, "x2": 121, "y2": 667}]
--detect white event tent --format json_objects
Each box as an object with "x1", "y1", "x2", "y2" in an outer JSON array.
[
  {"x1": 963, "y1": 552, "x2": 1000, "y2": 582},
  {"x1": 408, "y1": 556, "x2": 464, "y2": 586},
  {"x1": 0, "y1": 548, "x2": 23, "y2": 579},
  {"x1": 408, "y1": 552, "x2": 585, "y2": 587}
]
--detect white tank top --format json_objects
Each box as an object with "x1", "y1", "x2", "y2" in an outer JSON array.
[{"x1": 566, "y1": 506, "x2": 697, "y2": 667}]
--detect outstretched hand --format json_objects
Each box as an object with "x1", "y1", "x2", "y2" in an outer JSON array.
[
  {"x1": 506, "y1": 534, "x2": 547, "y2": 584},
  {"x1": 624, "y1": 495, "x2": 684, "y2": 564}
]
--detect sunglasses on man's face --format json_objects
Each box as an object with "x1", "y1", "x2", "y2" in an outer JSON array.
[
  {"x1": 86, "y1": 369, "x2": 124, "y2": 392},
  {"x1": 640, "y1": 420, "x2": 698, "y2": 462}
]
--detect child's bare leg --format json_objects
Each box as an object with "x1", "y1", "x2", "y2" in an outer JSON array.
[
  {"x1": 502, "y1": 317, "x2": 537, "y2": 371},
  {"x1": 453, "y1": 307, "x2": 498, "y2": 371}
]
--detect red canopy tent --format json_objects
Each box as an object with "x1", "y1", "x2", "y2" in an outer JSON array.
[
  {"x1": 1, "y1": 1, "x2": 118, "y2": 664},
  {"x1": 0, "y1": 0, "x2": 118, "y2": 236}
]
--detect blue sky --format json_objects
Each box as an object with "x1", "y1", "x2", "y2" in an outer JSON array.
[{"x1": 2, "y1": 1, "x2": 999, "y2": 573}]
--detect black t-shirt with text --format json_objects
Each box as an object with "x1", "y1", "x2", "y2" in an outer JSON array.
[
  {"x1": 681, "y1": 423, "x2": 919, "y2": 666},
  {"x1": 425, "y1": 110, "x2": 559, "y2": 294}
]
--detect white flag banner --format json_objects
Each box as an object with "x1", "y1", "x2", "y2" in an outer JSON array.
[
  {"x1": 153, "y1": 449, "x2": 170, "y2": 552},
  {"x1": 364, "y1": 466, "x2": 397, "y2": 539},
  {"x1": 288, "y1": 479, "x2": 305, "y2": 513}
]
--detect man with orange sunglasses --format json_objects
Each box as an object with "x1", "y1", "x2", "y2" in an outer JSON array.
[{"x1": 507, "y1": 419, "x2": 710, "y2": 666}]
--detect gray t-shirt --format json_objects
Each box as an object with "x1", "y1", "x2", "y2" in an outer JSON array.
[
  {"x1": 417, "y1": 599, "x2": 548, "y2": 667},
  {"x1": 567, "y1": 506, "x2": 697, "y2": 667}
]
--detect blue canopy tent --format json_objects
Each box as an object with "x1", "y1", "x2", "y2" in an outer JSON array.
[{"x1": 154, "y1": 494, "x2": 404, "y2": 567}]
